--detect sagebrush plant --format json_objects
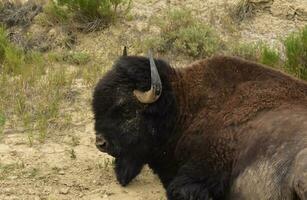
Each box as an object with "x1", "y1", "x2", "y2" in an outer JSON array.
[
  {"x1": 284, "y1": 26, "x2": 307, "y2": 80},
  {"x1": 143, "y1": 8, "x2": 222, "y2": 58},
  {"x1": 44, "y1": 0, "x2": 132, "y2": 31}
]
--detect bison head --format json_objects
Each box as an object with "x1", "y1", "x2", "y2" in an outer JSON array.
[{"x1": 92, "y1": 50, "x2": 177, "y2": 186}]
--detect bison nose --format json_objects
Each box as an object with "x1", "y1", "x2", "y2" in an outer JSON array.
[{"x1": 96, "y1": 135, "x2": 107, "y2": 152}]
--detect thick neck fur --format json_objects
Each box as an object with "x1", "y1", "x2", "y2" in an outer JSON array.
[{"x1": 148, "y1": 55, "x2": 307, "y2": 187}]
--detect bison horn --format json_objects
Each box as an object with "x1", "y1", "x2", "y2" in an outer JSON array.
[
  {"x1": 123, "y1": 46, "x2": 128, "y2": 56},
  {"x1": 133, "y1": 50, "x2": 162, "y2": 104}
]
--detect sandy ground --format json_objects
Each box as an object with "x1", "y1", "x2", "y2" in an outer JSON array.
[{"x1": 0, "y1": 0, "x2": 307, "y2": 199}]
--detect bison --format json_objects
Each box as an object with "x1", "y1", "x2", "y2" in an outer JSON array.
[{"x1": 92, "y1": 49, "x2": 307, "y2": 200}]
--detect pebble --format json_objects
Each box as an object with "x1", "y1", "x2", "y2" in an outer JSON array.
[
  {"x1": 8, "y1": 176, "x2": 18, "y2": 180},
  {"x1": 59, "y1": 170, "x2": 65, "y2": 175},
  {"x1": 34, "y1": 196, "x2": 40, "y2": 200},
  {"x1": 59, "y1": 187, "x2": 70, "y2": 194}
]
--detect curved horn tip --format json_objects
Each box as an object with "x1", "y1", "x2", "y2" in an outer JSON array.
[{"x1": 133, "y1": 86, "x2": 161, "y2": 104}]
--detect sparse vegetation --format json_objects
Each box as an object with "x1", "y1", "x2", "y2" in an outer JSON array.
[
  {"x1": 0, "y1": 26, "x2": 74, "y2": 144},
  {"x1": 143, "y1": 8, "x2": 222, "y2": 58}
]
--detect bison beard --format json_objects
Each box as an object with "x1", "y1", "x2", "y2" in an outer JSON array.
[
  {"x1": 115, "y1": 156, "x2": 144, "y2": 186},
  {"x1": 92, "y1": 53, "x2": 307, "y2": 200}
]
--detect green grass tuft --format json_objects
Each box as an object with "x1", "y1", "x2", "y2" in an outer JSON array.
[
  {"x1": 283, "y1": 26, "x2": 307, "y2": 80},
  {"x1": 260, "y1": 45, "x2": 280, "y2": 68}
]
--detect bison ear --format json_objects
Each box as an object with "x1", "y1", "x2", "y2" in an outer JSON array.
[{"x1": 122, "y1": 46, "x2": 128, "y2": 56}]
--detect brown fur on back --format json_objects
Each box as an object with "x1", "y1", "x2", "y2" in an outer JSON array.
[
  {"x1": 171, "y1": 55, "x2": 307, "y2": 128},
  {"x1": 170, "y1": 55, "x2": 307, "y2": 173}
]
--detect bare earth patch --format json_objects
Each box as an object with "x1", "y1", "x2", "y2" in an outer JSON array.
[{"x1": 0, "y1": 0, "x2": 306, "y2": 199}]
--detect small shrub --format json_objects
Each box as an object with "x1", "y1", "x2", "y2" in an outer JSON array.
[
  {"x1": 144, "y1": 8, "x2": 222, "y2": 58},
  {"x1": 284, "y1": 26, "x2": 307, "y2": 80}
]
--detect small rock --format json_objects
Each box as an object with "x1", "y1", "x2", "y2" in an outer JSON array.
[
  {"x1": 48, "y1": 28, "x2": 57, "y2": 38},
  {"x1": 59, "y1": 187, "x2": 70, "y2": 194},
  {"x1": 8, "y1": 176, "x2": 18, "y2": 180},
  {"x1": 102, "y1": 194, "x2": 109, "y2": 200},
  {"x1": 59, "y1": 170, "x2": 65, "y2": 175},
  {"x1": 34, "y1": 196, "x2": 40, "y2": 200},
  {"x1": 296, "y1": 6, "x2": 307, "y2": 21}
]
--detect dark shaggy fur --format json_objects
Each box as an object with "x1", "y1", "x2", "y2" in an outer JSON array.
[{"x1": 92, "y1": 55, "x2": 307, "y2": 200}]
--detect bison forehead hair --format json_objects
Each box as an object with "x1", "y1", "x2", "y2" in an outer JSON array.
[{"x1": 92, "y1": 55, "x2": 177, "y2": 185}]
